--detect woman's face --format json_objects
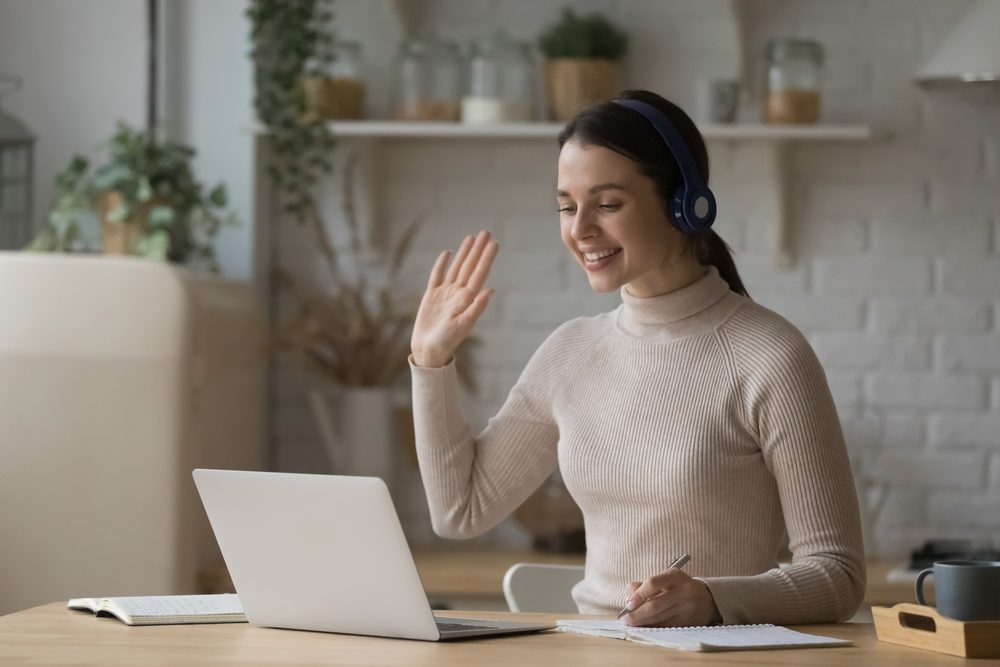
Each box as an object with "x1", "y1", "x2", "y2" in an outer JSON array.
[{"x1": 557, "y1": 139, "x2": 687, "y2": 296}]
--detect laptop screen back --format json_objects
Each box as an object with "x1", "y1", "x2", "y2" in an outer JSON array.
[{"x1": 192, "y1": 469, "x2": 440, "y2": 640}]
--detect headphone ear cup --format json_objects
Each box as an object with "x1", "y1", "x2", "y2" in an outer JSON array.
[
  {"x1": 671, "y1": 186, "x2": 716, "y2": 234},
  {"x1": 669, "y1": 188, "x2": 693, "y2": 234}
]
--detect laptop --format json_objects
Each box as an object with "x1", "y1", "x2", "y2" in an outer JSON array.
[{"x1": 192, "y1": 469, "x2": 555, "y2": 641}]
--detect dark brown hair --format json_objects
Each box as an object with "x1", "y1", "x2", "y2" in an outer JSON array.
[{"x1": 557, "y1": 89, "x2": 749, "y2": 298}]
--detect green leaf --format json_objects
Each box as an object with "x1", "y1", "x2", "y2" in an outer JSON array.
[
  {"x1": 148, "y1": 205, "x2": 176, "y2": 227},
  {"x1": 106, "y1": 202, "x2": 130, "y2": 223},
  {"x1": 207, "y1": 184, "x2": 228, "y2": 207},
  {"x1": 538, "y1": 8, "x2": 627, "y2": 59},
  {"x1": 137, "y1": 177, "x2": 154, "y2": 202},
  {"x1": 136, "y1": 229, "x2": 170, "y2": 261}
]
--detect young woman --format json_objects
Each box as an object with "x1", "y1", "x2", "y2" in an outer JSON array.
[{"x1": 408, "y1": 89, "x2": 865, "y2": 627}]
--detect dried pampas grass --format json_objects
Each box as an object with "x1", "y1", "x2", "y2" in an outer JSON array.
[{"x1": 275, "y1": 153, "x2": 478, "y2": 390}]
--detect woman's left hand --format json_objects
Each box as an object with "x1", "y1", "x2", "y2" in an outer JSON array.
[{"x1": 621, "y1": 568, "x2": 723, "y2": 627}]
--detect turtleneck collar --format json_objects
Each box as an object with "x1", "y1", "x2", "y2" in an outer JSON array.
[{"x1": 616, "y1": 266, "x2": 734, "y2": 341}]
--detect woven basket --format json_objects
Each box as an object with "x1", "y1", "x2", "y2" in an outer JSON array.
[
  {"x1": 545, "y1": 58, "x2": 620, "y2": 122},
  {"x1": 99, "y1": 191, "x2": 144, "y2": 255}
]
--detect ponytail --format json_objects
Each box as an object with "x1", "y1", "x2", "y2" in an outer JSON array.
[{"x1": 695, "y1": 230, "x2": 749, "y2": 298}]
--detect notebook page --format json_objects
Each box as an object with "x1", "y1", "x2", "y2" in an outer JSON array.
[
  {"x1": 629, "y1": 624, "x2": 851, "y2": 652},
  {"x1": 555, "y1": 619, "x2": 628, "y2": 639},
  {"x1": 110, "y1": 594, "x2": 244, "y2": 618}
]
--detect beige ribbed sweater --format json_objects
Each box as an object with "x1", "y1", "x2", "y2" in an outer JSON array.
[{"x1": 410, "y1": 267, "x2": 866, "y2": 625}]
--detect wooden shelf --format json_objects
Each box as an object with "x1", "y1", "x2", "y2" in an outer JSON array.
[{"x1": 327, "y1": 120, "x2": 873, "y2": 142}]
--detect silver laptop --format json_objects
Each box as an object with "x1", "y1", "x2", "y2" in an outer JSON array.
[{"x1": 192, "y1": 469, "x2": 555, "y2": 641}]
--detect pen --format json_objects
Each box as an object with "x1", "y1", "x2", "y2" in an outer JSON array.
[{"x1": 616, "y1": 553, "x2": 690, "y2": 620}]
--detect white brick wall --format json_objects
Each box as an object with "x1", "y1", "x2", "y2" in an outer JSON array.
[
  {"x1": 867, "y1": 373, "x2": 987, "y2": 410},
  {"x1": 269, "y1": 0, "x2": 1000, "y2": 555},
  {"x1": 929, "y1": 415, "x2": 1000, "y2": 449}
]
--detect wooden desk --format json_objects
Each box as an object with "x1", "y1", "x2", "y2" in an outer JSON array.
[{"x1": 2, "y1": 602, "x2": 996, "y2": 666}]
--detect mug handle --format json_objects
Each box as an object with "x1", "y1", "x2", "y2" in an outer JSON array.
[{"x1": 915, "y1": 568, "x2": 934, "y2": 605}]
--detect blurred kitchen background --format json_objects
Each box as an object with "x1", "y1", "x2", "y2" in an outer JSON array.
[{"x1": 1, "y1": 0, "x2": 997, "y2": 615}]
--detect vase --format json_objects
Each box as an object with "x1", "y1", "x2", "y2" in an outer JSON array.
[{"x1": 309, "y1": 386, "x2": 397, "y2": 492}]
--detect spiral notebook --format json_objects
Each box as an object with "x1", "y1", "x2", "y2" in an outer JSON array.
[{"x1": 555, "y1": 619, "x2": 851, "y2": 652}]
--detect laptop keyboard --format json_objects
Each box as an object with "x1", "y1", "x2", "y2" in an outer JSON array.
[{"x1": 436, "y1": 621, "x2": 501, "y2": 632}]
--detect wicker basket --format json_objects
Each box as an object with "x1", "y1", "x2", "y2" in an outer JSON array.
[
  {"x1": 545, "y1": 58, "x2": 620, "y2": 122},
  {"x1": 99, "y1": 191, "x2": 144, "y2": 255}
]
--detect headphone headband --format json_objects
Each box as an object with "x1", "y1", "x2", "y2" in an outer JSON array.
[{"x1": 612, "y1": 98, "x2": 716, "y2": 234}]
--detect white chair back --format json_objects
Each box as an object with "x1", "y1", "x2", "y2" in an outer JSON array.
[{"x1": 502, "y1": 562, "x2": 585, "y2": 613}]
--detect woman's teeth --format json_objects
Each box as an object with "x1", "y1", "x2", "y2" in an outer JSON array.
[{"x1": 583, "y1": 248, "x2": 621, "y2": 262}]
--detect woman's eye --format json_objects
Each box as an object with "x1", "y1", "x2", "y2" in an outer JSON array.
[
  {"x1": 598, "y1": 203, "x2": 622, "y2": 211},
  {"x1": 558, "y1": 207, "x2": 575, "y2": 214}
]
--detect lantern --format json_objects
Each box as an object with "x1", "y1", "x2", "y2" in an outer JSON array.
[{"x1": 0, "y1": 75, "x2": 35, "y2": 249}]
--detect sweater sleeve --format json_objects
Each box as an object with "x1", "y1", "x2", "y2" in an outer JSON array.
[
  {"x1": 410, "y1": 320, "x2": 590, "y2": 539},
  {"x1": 701, "y1": 311, "x2": 867, "y2": 625}
]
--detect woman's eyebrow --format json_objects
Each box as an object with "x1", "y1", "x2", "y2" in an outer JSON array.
[{"x1": 556, "y1": 182, "x2": 628, "y2": 197}]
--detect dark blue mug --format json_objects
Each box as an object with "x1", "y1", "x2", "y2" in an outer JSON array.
[{"x1": 915, "y1": 560, "x2": 1000, "y2": 621}]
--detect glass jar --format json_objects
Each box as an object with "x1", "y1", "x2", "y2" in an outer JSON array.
[
  {"x1": 392, "y1": 38, "x2": 461, "y2": 121},
  {"x1": 763, "y1": 38, "x2": 824, "y2": 124},
  {"x1": 302, "y1": 41, "x2": 366, "y2": 120},
  {"x1": 461, "y1": 33, "x2": 536, "y2": 124}
]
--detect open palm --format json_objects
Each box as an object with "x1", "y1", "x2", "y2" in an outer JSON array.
[{"x1": 411, "y1": 231, "x2": 499, "y2": 368}]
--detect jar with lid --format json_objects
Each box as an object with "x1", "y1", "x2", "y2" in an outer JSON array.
[
  {"x1": 392, "y1": 38, "x2": 462, "y2": 121},
  {"x1": 763, "y1": 38, "x2": 824, "y2": 124},
  {"x1": 461, "y1": 33, "x2": 536, "y2": 124},
  {"x1": 301, "y1": 41, "x2": 366, "y2": 120}
]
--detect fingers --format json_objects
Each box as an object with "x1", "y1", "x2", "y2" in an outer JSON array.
[
  {"x1": 624, "y1": 592, "x2": 680, "y2": 627},
  {"x1": 465, "y1": 239, "x2": 499, "y2": 293},
  {"x1": 427, "y1": 250, "x2": 451, "y2": 289},
  {"x1": 457, "y1": 231, "x2": 491, "y2": 286},
  {"x1": 623, "y1": 570, "x2": 688, "y2": 625},
  {"x1": 444, "y1": 235, "x2": 476, "y2": 284},
  {"x1": 628, "y1": 571, "x2": 679, "y2": 610}
]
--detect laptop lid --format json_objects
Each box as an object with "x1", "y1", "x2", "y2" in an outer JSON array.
[{"x1": 192, "y1": 469, "x2": 553, "y2": 641}]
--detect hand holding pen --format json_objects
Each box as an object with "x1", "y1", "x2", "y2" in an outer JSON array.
[{"x1": 616, "y1": 554, "x2": 723, "y2": 628}]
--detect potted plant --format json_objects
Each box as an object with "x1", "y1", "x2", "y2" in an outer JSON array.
[
  {"x1": 538, "y1": 8, "x2": 628, "y2": 121},
  {"x1": 30, "y1": 122, "x2": 235, "y2": 270}
]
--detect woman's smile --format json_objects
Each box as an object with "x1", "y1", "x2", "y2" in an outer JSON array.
[{"x1": 580, "y1": 246, "x2": 623, "y2": 271}]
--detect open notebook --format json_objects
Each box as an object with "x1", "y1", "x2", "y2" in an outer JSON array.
[
  {"x1": 555, "y1": 619, "x2": 851, "y2": 652},
  {"x1": 68, "y1": 594, "x2": 246, "y2": 626}
]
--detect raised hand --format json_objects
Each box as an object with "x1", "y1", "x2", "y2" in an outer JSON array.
[{"x1": 410, "y1": 230, "x2": 499, "y2": 368}]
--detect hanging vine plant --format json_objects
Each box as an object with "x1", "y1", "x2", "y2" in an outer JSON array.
[{"x1": 247, "y1": 0, "x2": 336, "y2": 223}]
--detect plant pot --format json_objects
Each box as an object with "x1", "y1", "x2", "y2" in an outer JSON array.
[
  {"x1": 544, "y1": 58, "x2": 620, "y2": 122},
  {"x1": 98, "y1": 191, "x2": 176, "y2": 257},
  {"x1": 98, "y1": 191, "x2": 144, "y2": 255}
]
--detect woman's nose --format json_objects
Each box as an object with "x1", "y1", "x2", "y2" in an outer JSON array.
[{"x1": 571, "y1": 210, "x2": 598, "y2": 240}]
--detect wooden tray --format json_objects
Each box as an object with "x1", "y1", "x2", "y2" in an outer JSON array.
[{"x1": 873, "y1": 603, "x2": 1000, "y2": 658}]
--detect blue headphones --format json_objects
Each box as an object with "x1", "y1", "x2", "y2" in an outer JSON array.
[{"x1": 613, "y1": 99, "x2": 717, "y2": 234}]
